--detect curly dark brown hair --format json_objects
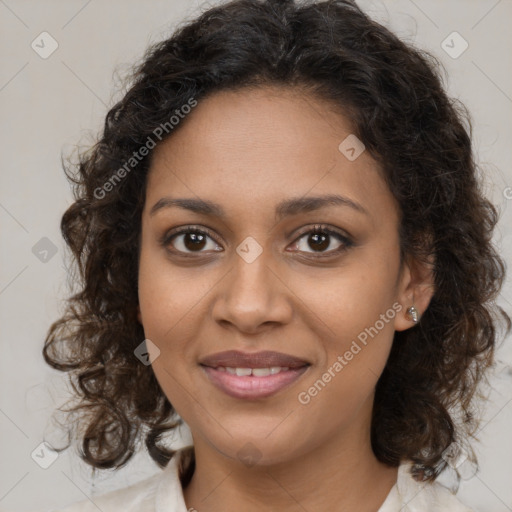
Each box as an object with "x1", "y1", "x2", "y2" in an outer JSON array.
[{"x1": 43, "y1": 0, "x2": 510, "y2": 483}]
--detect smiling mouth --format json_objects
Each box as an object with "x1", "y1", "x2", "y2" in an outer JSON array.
[
  {"x1": 200, "y1": 363, "x2": 310, "y2": 399},
  {"x1": 199, "y1": 349, "x2": 310, "y2": 368},
  {"x1": 211, "y1": 366, "x2": 294, "y2": 376},
  {"x1": 198, "y1": 349, "x2": 311, "y2": 399}
]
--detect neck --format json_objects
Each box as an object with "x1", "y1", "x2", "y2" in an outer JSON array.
[{"x1": 182, "y1": 423, "x2": 398, "y2": 511}]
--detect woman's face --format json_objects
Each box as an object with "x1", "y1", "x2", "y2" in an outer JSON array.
[{"x1": 137, "y1": 86, "x2": 419, "y2": 466}]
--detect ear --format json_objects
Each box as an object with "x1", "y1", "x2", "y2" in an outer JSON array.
[{"x1": 393, "y1": 252, "x2": 435, "y2": 332}]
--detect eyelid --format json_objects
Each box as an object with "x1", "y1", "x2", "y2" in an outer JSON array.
[
  {"x1": 292, "y1": 223, "x2": 352, "y2": 242},
  {"x1": 159, "y1": 224, "x2": 221, "y2": 248},
  {"x1": 289, "y1": 223, "x2": 354, "y2": 256},
  {"x1": 161, "y1": 223, "x2": 354, "y2": 256}
]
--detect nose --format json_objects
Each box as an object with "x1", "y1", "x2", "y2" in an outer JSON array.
[{"x1": 211, "y1": 249, "x2": 293, "y2": 335}]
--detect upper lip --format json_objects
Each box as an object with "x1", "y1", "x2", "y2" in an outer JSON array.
[{"x1": 199, "y1": 350, "x2": 310, "y2": 369}]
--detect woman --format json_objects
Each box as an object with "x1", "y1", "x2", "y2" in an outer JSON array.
[{"x1": 42, "y1": 0, "x2": 510, "y2": 510}]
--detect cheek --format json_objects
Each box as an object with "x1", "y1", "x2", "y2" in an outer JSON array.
[
  {"x1": 324, "y1": 275, "x2": 397, "y2": 349},
  {"x1": 137, "y1": 253, "x2": 202, "y2": 413},
  {"x1": 295, "y1": 281, "x2": 397, "y2": 430},
  {"x1": 290, "y1": 250, "x2": 400, "y2": 399},
  {"x1": 293, "y1": 250, "x2": 399, "y2": 342},
  {"x1": 137, "y1": 245, "x2": 221, "y2": 403},
  {"x1": 137, "y1": 252, "x2": 193, "y2": 375},
  {"x1": 138, "y1": 242, "x2": 205, "y2": 336}
]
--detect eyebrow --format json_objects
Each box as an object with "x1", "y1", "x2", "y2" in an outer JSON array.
[{"x1": 149, "y1": 194, "x2": 369, "y2": 220}]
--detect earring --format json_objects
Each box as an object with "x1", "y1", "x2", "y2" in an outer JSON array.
[{"x1": 406, "y1": 305, "x2": 419, "y2": 323}]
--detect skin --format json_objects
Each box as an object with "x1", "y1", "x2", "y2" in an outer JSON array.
[{"x1": 137, "y1": 85, "x2": 434, "y2": 512}]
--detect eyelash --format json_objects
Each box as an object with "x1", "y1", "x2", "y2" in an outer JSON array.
[{"x1": 160, "y1": 224, "x2": 354, "y2": 259}]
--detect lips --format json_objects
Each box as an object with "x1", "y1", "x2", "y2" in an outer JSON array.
[
  {"x1": 199, "y1": 350, "x2": 310, "y2": 369},
  {"x1": 199, "y1": 350, "x2": 310, "y2": 400}
]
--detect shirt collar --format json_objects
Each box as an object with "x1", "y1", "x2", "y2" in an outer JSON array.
[
  {"x1": 155, "y1": 445, "x2": 194, "y2": 512},
  {"x1": 154, "y1": 447, "x2": 431, "y2": 512}
]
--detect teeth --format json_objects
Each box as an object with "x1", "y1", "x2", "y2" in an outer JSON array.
[
  {"x1": 235, "y1": 367, "x2": 252, "y2": 376},
  {"x1": 252, "y1": 368, "x2": 271, "y2": 377},
  {"x1": 220, "y1": 366, "x2": 291, "y2": 376}
]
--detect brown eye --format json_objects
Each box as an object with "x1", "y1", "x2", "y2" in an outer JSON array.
[
  {"x1": 162, "y1": 227, "x2": 222, "y2": 254},
  {"x1": 291, "y1": 225, "x2": 353, "y2": 256}
]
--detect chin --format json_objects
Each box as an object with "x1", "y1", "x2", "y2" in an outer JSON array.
[{"x1": 204, "y1": 429, "x2": 305, "y2": 468}]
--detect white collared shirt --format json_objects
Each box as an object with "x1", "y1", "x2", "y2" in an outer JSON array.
[{"x1": 41, "y1": 446, "x2": 473, "y2": 512}]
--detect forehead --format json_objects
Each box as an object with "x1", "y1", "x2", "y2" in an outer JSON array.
[{"x1": 144, "y1": 86, "x2": 397, "y2": 226}]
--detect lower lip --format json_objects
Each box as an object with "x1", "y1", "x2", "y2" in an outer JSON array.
[{"x1": 201, "y1": 365, "x2": 309, "y2": 399}]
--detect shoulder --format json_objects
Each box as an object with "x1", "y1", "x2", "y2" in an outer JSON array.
[
  {"x1": 46, "y1": 470, "x2": 164, "y2": 512},
  {"x1": 40, "y1": 446, "x2": 194, "y2": 512},
  {"x1": 395, "y1": 462, "x2": 474, "y2": 512}
]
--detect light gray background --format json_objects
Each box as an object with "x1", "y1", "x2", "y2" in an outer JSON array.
[{"x1": 1, "y1": 1, "x2": 511, "y2": 511}]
